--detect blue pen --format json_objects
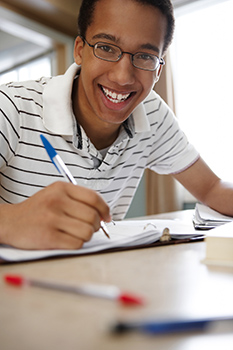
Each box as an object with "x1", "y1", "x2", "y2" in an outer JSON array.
[
  {"x1": 40, "y1": 134, "x2": 110, "y2": 239},
  {"x1": 111, "y1": 315, "x2": 233, "y2": 335},
  {"x1": 40, "y1": 134, "x2": 77, "y2": 184}
]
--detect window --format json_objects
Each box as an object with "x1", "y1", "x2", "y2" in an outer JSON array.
[
  {"x1": 0, "y1": 54, "x2": 52, "y2": 85},
  {"x1": 170, "y1": 0, "x2": 233, "y2": 202}
]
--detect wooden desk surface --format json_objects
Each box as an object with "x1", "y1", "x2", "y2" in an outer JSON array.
[{"x1": 1, "y1": 211, "x2": 233, "y2": 350}]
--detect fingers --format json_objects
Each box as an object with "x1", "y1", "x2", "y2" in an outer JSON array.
[
  {"x1": 42, "y1": 181, "x2": 111, "y2": 232},
  {"x1": 41, "y1": 187, "x2": 101, "y2": 233},
  {"x1": 64, "y1": 182, "x2": 111, "y2": 223},
  {"x1": 0, "y1": 182, "x2": 111, "y2": 250},
  {"x1": 35, "y1": 182, "x2": 111, "y2": 246},
  {"x1": 55, "y1": 214, "x2": 98, "y2": 242},
  {"x1": 29, "y1": 225, "x2": 92, "y2": 250}
]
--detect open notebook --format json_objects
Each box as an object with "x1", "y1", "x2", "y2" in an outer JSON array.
[{"x1": 0, "y1": 219, "x2": 203, "y2": 263}]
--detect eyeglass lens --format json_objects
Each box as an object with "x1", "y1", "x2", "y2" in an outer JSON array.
[{"x1": 94, "y1": 42, "x2": 160, "y2": 71}]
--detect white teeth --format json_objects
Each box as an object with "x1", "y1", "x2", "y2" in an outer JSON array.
[{"x1": 102, "y1": 87, "x2": 130, "y2": 103}]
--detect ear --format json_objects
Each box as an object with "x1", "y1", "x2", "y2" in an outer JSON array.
[
  {"x1": 73, "y1": 36, "x2": 84, "y2": 66},
  {"x1": 154, "y1": 63, "x2": 163, "y2": 83}
]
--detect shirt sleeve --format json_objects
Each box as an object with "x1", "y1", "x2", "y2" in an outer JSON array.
[{"x1": 146, "y1": 93, "x2": 200, "y2": 175}]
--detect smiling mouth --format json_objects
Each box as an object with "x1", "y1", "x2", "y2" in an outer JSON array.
[{"x1": 100, "y1": 85, "x2": 133, "y2": 104}]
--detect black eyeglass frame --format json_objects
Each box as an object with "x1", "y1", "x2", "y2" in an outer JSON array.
[{"x1": 81, "y1": 37, "x2": 165, "y2": 72}]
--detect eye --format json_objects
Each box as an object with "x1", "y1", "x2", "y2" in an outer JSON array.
[
  {"x1": 96, "y1": 43, "x2": 116, "y2": 54},
  {"x1": 136, "y1": 53, "x2": 156, "y2": 62}
]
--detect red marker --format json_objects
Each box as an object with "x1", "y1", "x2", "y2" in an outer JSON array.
[{"x1": 4, "y1": 275, "x2": 144, "y2": 306}]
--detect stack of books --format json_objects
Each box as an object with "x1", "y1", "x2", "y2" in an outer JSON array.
[
  {"x1": 202, "y1": 221, "x2": 233, "y2": 267},
  {"x1": 193, "y1": 203, "x2": 233, "y2": 230},
  {"x1": 194, "y1": 203, "x2": 233, "y2": 266}
]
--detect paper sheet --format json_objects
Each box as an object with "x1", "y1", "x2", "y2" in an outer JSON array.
[{"x1": 0, "y1": 219, "x2": 200, "y2": 263}]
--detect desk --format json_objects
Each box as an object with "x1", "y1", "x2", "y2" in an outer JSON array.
[{"x1": 1, "y1": 210, "x2": 233, "y2": 350}]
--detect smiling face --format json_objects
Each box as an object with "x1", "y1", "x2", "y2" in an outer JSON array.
[{"x1": 73, "y1": 0, "x2": 167, "y2": 141}]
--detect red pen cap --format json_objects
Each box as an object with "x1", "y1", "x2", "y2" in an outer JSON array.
[
  {"x1": 118, "y1": 293, "x2": 145, "y2": 305},
  {"x1": 4, "y1": 275, "x2": 25, "y2": 286}
]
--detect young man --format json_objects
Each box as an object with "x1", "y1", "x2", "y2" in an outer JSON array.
[{"x1": 0, "y1": 0, "x2": 233, "y2": 250}]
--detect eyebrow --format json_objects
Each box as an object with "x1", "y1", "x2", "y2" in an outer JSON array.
[
  {"x1": 91, "y1": 33, "x2": 160, "y2": 54},
  {"x1": 92, "y1": 33, "x2": 117, "y2": 42},
  {"x1": 140, "y1": 43, "x2": 160, "y2": 54}
]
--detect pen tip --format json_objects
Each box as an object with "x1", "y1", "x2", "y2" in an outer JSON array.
[{"x1": 111, "y1": 322, "x2": 133, "y2": 334}]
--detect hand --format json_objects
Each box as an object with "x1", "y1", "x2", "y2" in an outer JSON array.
[{"x1": 0, "y1": 182, "x2": 111, "y2": 250}]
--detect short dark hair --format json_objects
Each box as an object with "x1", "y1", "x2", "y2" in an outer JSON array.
[{"x1": 77, "y1": 0, "x2": 175, "y2": 54}]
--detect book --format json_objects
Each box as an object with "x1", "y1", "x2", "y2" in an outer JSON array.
[
  {"x1": 193, "y1": 203, "x2": 233, "y2": 230},
  {"x1": 202, "y1": 221, "x2": 233, "y2": 267},
  {"x1": 0, "y1": 219, "x2": 203, "y2": 263}
]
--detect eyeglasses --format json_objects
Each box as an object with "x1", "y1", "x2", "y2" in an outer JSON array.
[{"x1": 82, "y1": 37, "x2": 165, "y2": 72}]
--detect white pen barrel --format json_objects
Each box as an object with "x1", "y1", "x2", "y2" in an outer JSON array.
[
  {"x1": 53, "y1": 155, "x2": 77, "y2": 185},
  {"x1": 30, "y1": 279, "x2": 120, "y2": 300}
]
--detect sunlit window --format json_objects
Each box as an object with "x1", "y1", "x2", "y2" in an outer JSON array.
[
  {"x1": 0, "y1": 55, "x2": 52, "y2": 85},
  {"x1": 170, "y1": 0, "x2": 233, "y2": 202}
]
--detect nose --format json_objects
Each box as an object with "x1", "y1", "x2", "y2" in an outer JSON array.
[{"x1": 108, "y1": 53, "x2": 136, "y2": 86}]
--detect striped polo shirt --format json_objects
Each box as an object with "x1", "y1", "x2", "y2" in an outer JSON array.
[{"x1": 0, "y1": 63, "x2": 199, "y2": 220}]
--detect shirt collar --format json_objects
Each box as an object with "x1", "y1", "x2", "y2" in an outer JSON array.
[{"x1": 43, "y1": 62, "x2": 150, "y2": 135}]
